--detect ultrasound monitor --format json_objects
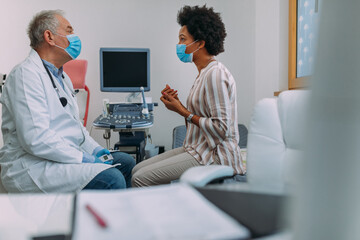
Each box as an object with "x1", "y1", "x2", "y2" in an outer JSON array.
[{"x1": 100, "y1": 48, "x2": 150, "y2": 92}]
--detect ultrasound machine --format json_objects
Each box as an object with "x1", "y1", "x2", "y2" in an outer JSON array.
[{"x1": 93, "y1": 48, "x2": 155, "y2": 163}]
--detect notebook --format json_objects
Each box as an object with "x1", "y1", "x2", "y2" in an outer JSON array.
[{"x1": 73, "y1": 184, "x2": 249, "y2": 240}]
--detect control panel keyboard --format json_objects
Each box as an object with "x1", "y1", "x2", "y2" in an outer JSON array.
[{"x1": 93, "y1": 103, "x2": 154, "y2": 129}]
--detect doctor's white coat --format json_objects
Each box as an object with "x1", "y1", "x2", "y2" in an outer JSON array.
[{"x1": 0, "y1": 50, "x2": 111, "y2": 193}]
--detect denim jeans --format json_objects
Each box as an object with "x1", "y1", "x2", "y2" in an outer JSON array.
[{"x1": 83, "y1": 151, "x2": 135, "y2": 190}]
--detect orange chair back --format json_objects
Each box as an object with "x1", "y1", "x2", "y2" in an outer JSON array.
[
  {"x1": 63, "y1": 59, "x2": 88, "y2": 89},
  {"x1": 63, "y1": 59, "x2": 90, "y2": 126}
]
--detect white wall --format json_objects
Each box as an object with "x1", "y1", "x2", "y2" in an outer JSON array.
[
  {"x1": 255, "y1": 0, "x2": 288, "y2": 102},
  {"x1": 0, "y1": 0, "x2": 287, "y2": 150}
]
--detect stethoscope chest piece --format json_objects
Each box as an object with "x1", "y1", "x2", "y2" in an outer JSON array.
[{"x1": 59, "y1": 97, "x2": 68, "y2": 107}]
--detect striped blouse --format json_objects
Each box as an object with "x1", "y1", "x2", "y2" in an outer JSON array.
[{"x1": 183, "y1": 61, "x2": 245, "y2": 174}]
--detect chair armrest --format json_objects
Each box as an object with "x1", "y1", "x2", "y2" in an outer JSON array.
[{"x1": 180, "y1": 165, "x2": 234, "y2": 187}]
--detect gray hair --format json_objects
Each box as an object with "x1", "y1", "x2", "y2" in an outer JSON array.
[{"x1": 27, "y1": 10, "x2": 64, "y2": 49}]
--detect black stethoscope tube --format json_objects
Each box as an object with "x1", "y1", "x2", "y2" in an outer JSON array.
[{"x1": 42, "y1": 61, "x2": 68, "y2": 107}]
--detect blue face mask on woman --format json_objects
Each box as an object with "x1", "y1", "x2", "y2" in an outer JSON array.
[
  {"x1": 176, "y1": 40, "x2": 199, "y2": 63},
  {"x1": 55, "y1": 33, "x2": 82, "y2": 59}
]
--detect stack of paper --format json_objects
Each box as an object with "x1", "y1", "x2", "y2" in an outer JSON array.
[{"x1": 73, "y1": 184, "x2": 249, "y2": 240}]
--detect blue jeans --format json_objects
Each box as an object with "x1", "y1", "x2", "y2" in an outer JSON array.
[{"x1": 83, "y1": 152, "x2": 135, "y2": 190}]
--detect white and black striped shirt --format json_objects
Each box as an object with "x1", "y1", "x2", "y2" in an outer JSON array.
[{"x1": 183, "y1": 61, "x2": 245, "y2": 174}]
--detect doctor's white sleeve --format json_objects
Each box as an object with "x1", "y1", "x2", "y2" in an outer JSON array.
[
  {"x1": 79, "y1": 124, "x2": 101, "y2": 154},
  {"x1": 6, "y1": 66, "x2": 82, "y2": 164}
]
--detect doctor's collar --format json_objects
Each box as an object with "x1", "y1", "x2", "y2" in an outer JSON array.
[{"x1": 42, "y1": 59, "x2": 64, "y2": 79}]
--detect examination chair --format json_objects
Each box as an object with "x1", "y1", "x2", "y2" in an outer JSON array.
[
  {"x1": 172, "y1": 124, "x2": 248, "y2": 149},
  {"x1": 174, "y1": 124, "x2": 248, "y2": 184},
  {"x1": 63, "y1": 59, "x2": 90, "y2": 126},
  {"x1": 180, "y1": 90, "x2": 309, "y2": 192}
]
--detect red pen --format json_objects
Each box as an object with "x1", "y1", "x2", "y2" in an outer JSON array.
[{"x1": 86, "y1": 204, "x2": 108, "y2": 228}]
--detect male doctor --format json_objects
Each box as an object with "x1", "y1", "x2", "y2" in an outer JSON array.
[{"x1": 0, "y1": 10, "x2": 135, "y2": 193}]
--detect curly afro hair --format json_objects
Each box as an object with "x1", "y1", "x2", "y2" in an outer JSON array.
[{"x1": 177, "y1": 5, "x2": 227, "y2": 56}]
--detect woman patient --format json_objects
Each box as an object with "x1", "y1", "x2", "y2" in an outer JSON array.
[{"x1": 132, "y1": 5, "x2": 245, "y2": 187}]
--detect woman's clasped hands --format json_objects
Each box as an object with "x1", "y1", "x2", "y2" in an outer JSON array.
[{"x1": 160, "y1": 84, "x2": 186, "y2": 113}]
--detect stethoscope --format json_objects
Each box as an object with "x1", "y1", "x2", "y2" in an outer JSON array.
[
  {"x1": 42, "y1": 61, "x2": 86, "y2": 145},
  {"x1": 42, "y1": 61, "x2": 68, "y2": 107}
]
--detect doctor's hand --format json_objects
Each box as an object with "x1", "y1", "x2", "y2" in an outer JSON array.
[
  {"x1": 93, "y1": 147, "x2": 111, "y2": 158},
  {"x1": 82, "y1": 152, "x2": 103, "y2": 164}
]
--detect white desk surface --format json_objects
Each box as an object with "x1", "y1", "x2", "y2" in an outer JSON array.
[
  {"x1": 0, "y1": 185, "x2": 250, "y2": 240},
  {"x1": 0, "y1": 184, "x2": 289, "y2": 240},
  {"x1": 0, "y1": 194, "x2": 73, "y2": 240},
  {"x1": 73, "y1": 184, "x2": 249, "y2": 240}
]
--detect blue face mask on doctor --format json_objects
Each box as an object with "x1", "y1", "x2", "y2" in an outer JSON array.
[
  {"x1": 54, "y1": 33, "x2": 82, "y2": 59},
  {"x1": 176, "y1": 40, "x2": 199, "y2": 63}
]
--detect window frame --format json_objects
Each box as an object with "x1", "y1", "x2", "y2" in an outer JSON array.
[{"x1": 288, "y1": 0, "x2": 310, "y2": 89}]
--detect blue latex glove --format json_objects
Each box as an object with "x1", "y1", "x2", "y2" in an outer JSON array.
[
  {"x1": 92, "y1": 147, "x2": 111, "y2": 158},
  {"x1": 92, "y1": 147, "x2": 113, "y2": 165},
  {"x1": 103, "y1": 160, "x2": 113, "y2": 165},
  {"x1": 94, "y1": 157, "x2": 103, "y2": 164},
  {"x1": 82, "y1": 152, "x2": 102, "y2": 163}
]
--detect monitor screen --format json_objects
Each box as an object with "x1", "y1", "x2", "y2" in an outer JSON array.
[{"x1": 100, "y1": 48, "x2": 150, "y2": 92}]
